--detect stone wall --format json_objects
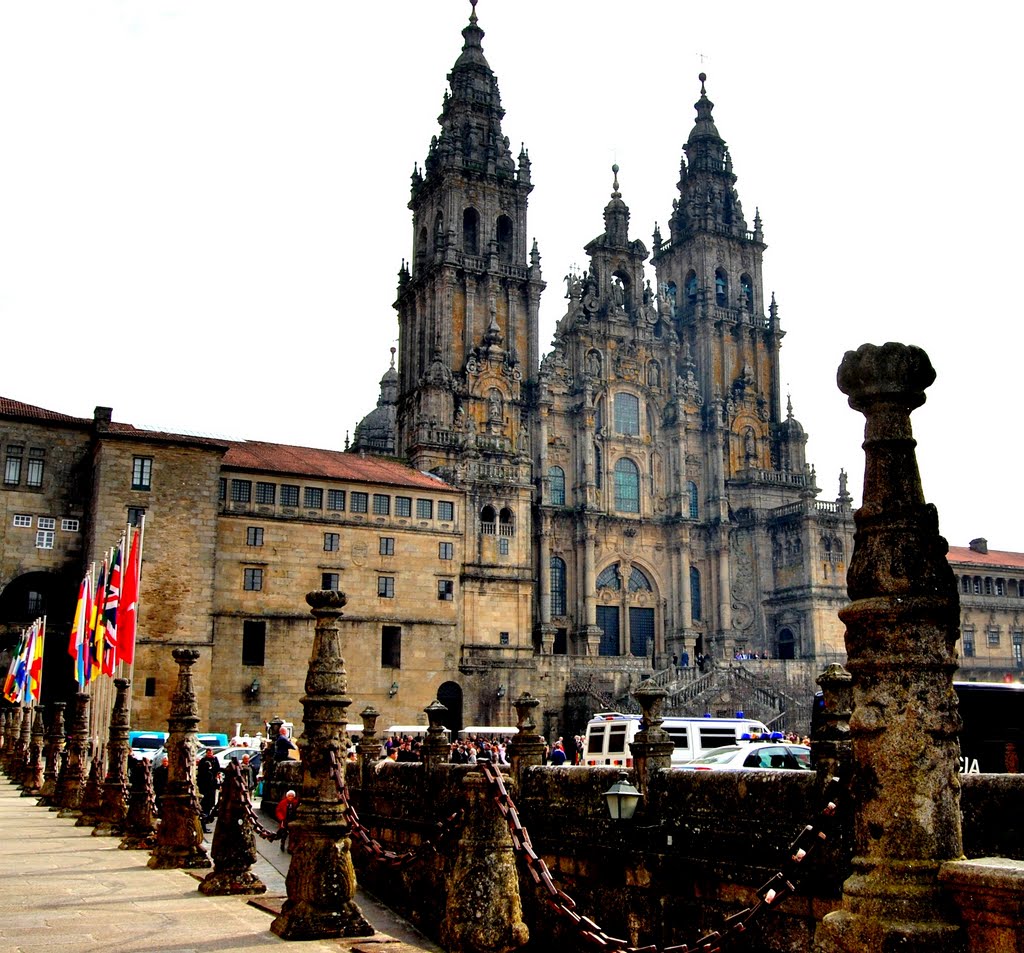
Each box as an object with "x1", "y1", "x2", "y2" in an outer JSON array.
[{"x1": 345, "y1": 762, "x2": 1023, "y2": 951}]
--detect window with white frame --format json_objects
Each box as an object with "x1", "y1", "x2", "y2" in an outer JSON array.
[
  {"x1": 13, "y1": 514, "x2": 32, "y2": 527},
  {"x1": 35, "y1": 530, "x2": 54, "y2": 549},
  {"x1": 132, "y1": 456, "x2": 153, "y2": 491},
  {"x1": 61, "y1": 518, "x2": 80, "y2": 532},
  {"x1": 37, "y1": 517, "x2": 55, "y2": 530}
]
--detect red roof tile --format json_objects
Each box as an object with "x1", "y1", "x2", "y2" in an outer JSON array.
[
  {"x1": 947, "y1": 546, "x2": 1024, "y2": 570},
  {"x1": 222, "y1": 441, "x2": 456, "y2": 492},
  {"x1": 0, "y1": 396, "x2": 90, "y2": 425}
]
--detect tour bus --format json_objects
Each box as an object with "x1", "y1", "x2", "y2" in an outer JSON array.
[
  {"x1": 583, "y1": 712, "x2": 772, "y2": 768},
  {"x1": 811, "y1": 681, "x2": 1024, "y2": 773}
]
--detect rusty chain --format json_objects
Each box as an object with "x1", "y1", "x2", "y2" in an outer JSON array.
[
  {"x1": 478, "y1": 760, "x2": 841, "y2": 953},
  {"x1": 327, "y1": 750, "x2": 464, "y2": 868},
  {"x1": 226, "y1": 759, "x2": 280, "y2": 841}
]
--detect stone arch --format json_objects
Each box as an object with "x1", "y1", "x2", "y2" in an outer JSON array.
[{"x1": 435, "y1": 681, "x2": 463, "y2": 734}]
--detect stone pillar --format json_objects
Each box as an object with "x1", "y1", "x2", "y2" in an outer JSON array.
[
  {"x1": 507, "y1": 692, "x2": 545, "y2": 786},
  {"x1": 271, "y1": 589, "x2": 371, "y2": 940},
  {"x1": 149, "y1": 648, "x2": 210, "y2": 870},
  {"x1": 14, "y1": 705, "x2": 32, "y2": 785},
  {"x1": 422, "y1": 700, "x2": 451, "y2": 770},
  {"x1": 54, "y1": 692, "x2": 90, "y2": 816},
  {"x1": 119, "y1": 756, "x2": 158, "y2": 850},
  {"x1": 94, "y1": 678, "x2": 131, "y2": 835},
  {"x1": 813, "y1": 663, "x2": 853, "y2": 792},
  {"x1": 36, "y1": 701, "x2": 65, "y2": 806},
  {"x1": 22, "y1": 706, "x2": 45, "y2": 796},
  {"x1": 199, "y1": 760, "x2": 266, "y2": 895},
  {"x1": 75, "y1": 753, "x2": 106, "y2": 826},
  {"x1": 2, "y1": 706, "x2": 21, "y2": 769},
  {"x1": 356, "y1": 706, "x2": 382, "y2": 777},
  {"x1": 440, "y1": 768, "x2": 529, "y2": 953},
  {"x1": 630, "y1": 682, "x2": 674, "y2": 800},
  {"x1": 816, "y1": 343, "x2": 965, "y2": 953}
]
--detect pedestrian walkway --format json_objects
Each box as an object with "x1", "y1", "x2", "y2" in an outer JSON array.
[{"x1": 0, "y1": 777, "x2": 442, "y2": 953}]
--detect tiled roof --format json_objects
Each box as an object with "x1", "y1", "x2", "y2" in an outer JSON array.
[
  {"x1": 0, "y1": 396, "x2": 90, "y2": 425},
  {"x1": 947, "y1": 546, "x2": 1024, "y2": 570},
  {"x1": 223, "y1": 441, "x2": 456, "y2": 492}
]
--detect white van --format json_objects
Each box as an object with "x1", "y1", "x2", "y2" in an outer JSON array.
[{"x1": 582, "y1": 712, "x2": 771, "y2": 767}]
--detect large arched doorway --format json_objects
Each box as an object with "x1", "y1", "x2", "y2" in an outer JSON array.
[
  {"x1": 436, "y1": 680, "x2": 463, "y2": 734},
  {"x1": 776, "y1": 627, "x2": 796, "y2": 660},
  {"x1": 595, "y1": 562, "x2": 659, "y2": 657}
]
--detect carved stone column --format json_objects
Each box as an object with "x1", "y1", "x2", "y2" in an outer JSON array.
[
  {"x1": 199, "y1": 760, "x2": 265, "y2": 895},
  {"x1": 119, "y1": 757, "x2": 158, "y2": 850},
  {"x1": 507, "y1": 692, "x2": 546, "y2": 785},
  {"x1": 149, "y1": 648, "x2": 210, "y2": 870},
  {"x1": 37, "y1": 702, "x2": 65, "y2": 806},
  {"x1": 630, "y1": 682, "x2": 674, "y2": 799},
  {"x1": 75, "y1": 753, "x2": 106, "y2": 826},
  {"x1": 2, "y1": 706, "x2": 21, "y2": 769},
  {"x1": 14, "y1": 705, "x2": 32, "y2": 786},
  {"x1": 22, "y1": 706, "x2": 45, "y2": 796},
  {"x1": 54, "y1": 692, "x2": 90, "y2": 816},
  {"x1": 94, "y1": 678, "x2": 131, "y2": 835},
  {"x1": 271, "y1": 589, "x2": 371, "y2": 939},
  {"x1": 816, "y1": 343, "x2": 965, "y2": 953},
  {"x1": 356, "y1": 705, "x2": 382, "y2": 778},
  {"x1": 422, "y1": 700, "x2": 451, "y2": 770}
]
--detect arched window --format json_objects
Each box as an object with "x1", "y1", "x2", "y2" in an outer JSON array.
[
  {"x1": 596, "y1": 564, "x2": 621, "y2": 590},
  {"x1": 715, "y1": 269, "x2": 728, "y2": 306},
  {"x1": 628, "y1": 566, "x2": 652, "y2": 592},
  {"x1": 685, "y1": 271, "x2": 697, "y2": 306},
  {"x1": 499, "y1": 507, "x2": 515, "y2": 536},
  {"x1": 496, "y1": 215, "x2": 514, "y2": 262},
  {"x1": 690, "y1": 567, "x2": 702, "y2": 621},
  {"x1": 614, "y1": 458, "x2": 640, "y2": 513},
  {"x1": 550, "y1": 556, "x2": 567, "y2": 617},
  {"x1": 549, "y1": 466, "x2": 565, "y2": 506},
  {"x1": 777, "y1": 628, "x2": 795, "y2": 660},
  {"x1": 614, "y1": 393, "x2": 640, "y2": 435},
  {"x1": 740, "y1": 274, "x2": 753, "y2": 312},
  {"x1": 480, "y1": 505, "x2": 496, "y2": 535},
  {"x1": 463, "y1": 207, "x2": 479, "y2": 256},
  {"x1": 687, "y1": 481, "x2": 699, "y2": 519}
]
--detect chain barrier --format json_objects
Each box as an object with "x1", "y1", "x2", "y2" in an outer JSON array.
[
  {"x1": 227, "y1": 760, "x2": 281, "y2": 841},
  {"x1": 478, "y1": 760, "x2": 842, "y2": 953},
  {"x1": 327, "y1": 750, "x2": 464, "y2": 868}
]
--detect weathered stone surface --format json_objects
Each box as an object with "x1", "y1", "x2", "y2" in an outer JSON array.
[
  {"x1": 94, "y1": 677, "x2": 131, "y2": 835},
  {"x1": 54, "y1": 692, "x2": 89, "y2": 816},
  {"x1": 199, "y1": 760, "x2": 265, "y2": 895}
]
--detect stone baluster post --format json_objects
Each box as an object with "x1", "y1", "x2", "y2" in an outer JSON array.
[
  {"x1": 149, "y1": 648, "x2": 210, "y2": 869},
  {"x1": 119, "y1": 756, "x2": 158, "y2": 850},
  {"x1": 812, "y1": 663, "x2": 853, "y2": 792},
  {"x1": 1, "y1": 706, "x2": 20, "y2": 770},
  {"x1": 816, "y1": 343, "x2": 965, "y2": 953},
  {"x1": 94, "y1": 677, "x2": 131, "y2": 835},
  {"x1": 37, "y1": 701, "x2": 65, "y2": 806},
  {"x1": 356, "y1": 706, "x2": 382, "y2": 778},
  {"x1": 54, "y1": 692, "x2": 90, "y2": 816},
  {"x1": 630, "y1": 682, "x2": 674, "y2": 800},
  {"x1": 422, "y1": 700, "x2": 451, "y2": 770},
  {"x1": 22, "y1": 706, "x2": 46, "y2": 796},
  {"x1": 507, "y1": 692, "x2": 546, "y2": 786},
  {"x1": 14, "y1": 705, "x2": 32, "y2": 785},
  {"x1": 75, "y1": 752, "x2": 106, "y2": 826},
  {"x1": 0, "y1": 709, "x2": 8, "y2": 764},
  {"x1": 199, "y1": 760, "x2": 266, "y2": 895},
  {"x1": 271, "y1": 589, "x2": 371, "y2": 939}
]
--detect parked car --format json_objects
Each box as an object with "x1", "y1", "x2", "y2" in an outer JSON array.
[
  {"x1": 675, "y1": 743, "x2": 812, "y2": 771},
  {"x1": 128, "y1": 731, "x2": 168, "y2": 760},
  {"x1": 216, "y1": 746, "x2": 262, "y2": 774}
]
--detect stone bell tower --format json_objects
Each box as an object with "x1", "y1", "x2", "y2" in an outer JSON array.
[{"x1": 394, "y1": 1, "x2": 544, "y2": 663}]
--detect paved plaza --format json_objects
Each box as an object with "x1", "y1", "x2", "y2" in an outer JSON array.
[{"x1": 0, "y1": 778, "x2": 441, "y2": 953}]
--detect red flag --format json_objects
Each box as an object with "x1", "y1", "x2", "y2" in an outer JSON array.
[{"x1": 118, "y1": 529, "x2": 140, "y2": 666}]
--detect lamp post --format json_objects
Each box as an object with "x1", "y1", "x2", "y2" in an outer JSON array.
[{"x1": 603, "y1": 771, "x2": 642, "y2": 821}]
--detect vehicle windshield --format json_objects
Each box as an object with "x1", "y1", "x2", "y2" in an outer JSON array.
[{"x1": 688, "y1": 746, "x2": 744, "y2": 765}]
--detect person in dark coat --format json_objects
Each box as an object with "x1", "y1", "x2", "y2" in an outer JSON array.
[
  {"x1": 152, "y1": 756, "x2": 169, "y2": 815},
  {"x1": 196, "y1": 748, "x2": 221, "y2": 832}
]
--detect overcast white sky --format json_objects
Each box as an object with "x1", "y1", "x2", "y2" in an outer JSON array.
[{"x1": 1, "y1": 1, "x2": 1021, "y2": 551}]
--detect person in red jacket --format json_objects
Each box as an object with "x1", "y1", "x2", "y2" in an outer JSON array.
[{"x1": 276, "y1": 789, "x2": 299, "y2": 853}]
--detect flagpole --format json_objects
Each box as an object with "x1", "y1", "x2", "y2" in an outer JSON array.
[{"x1": 125, "y1": 515, "x2": 144, "y2": 720}]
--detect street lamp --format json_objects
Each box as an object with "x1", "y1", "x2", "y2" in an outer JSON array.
[
  {"x1": 388, "y1": 681, "x2": 399, "y2": 698},
  {"x1": 603, "y1": 771, "x2": 642, "y2": 821}
]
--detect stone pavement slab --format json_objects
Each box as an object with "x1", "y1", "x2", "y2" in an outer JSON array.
[{"x1": 0, "y1": 778, "x2": 441, "y2": 953}]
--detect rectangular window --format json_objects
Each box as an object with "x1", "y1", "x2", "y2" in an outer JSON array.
[
  {"x1": 144, "y1": 677, "x2": 156, "y2": 697},
  {"x1": 324, "y1": 532, "x2": 340, "y2": 552},
  {"x1": 381, "y1": 625, "x2": 401, "y2": 668},
  {"x1": 498, "y1": 537, "x2": 509, "y2": 556},
  {"x1": 1014, "y1": 632, "x2": 1024, "y2": 668},
  {"x1": 61, "y1": 518, "x2": 80, "y2": 532},
  {"x1": 26, "y1": 449, "x2": 44, "y2": 487},
  {"x1": 13, "y1": 514, "x2": 31, "y2": 527},
  {"x1": 614, "y1": 393, "x2": 641, "y2": 435},
  {"x1": 218, "y1": 478, "x2": 227, "y2": 501},
  {"x1": 395, "y1": 496, "x2": 412, "y2": 517},
  {"x1": 321, "y1": 572, "x2": 339, "y2": 590},
  {"x1": 351, "y1": 492, "x2": 369, "y2": 513},
  {"x1": 280, "y1": 484, "x2": 299, "y2": 507},
  {"x1": 962, "y1": 629, "x2": 975, "y2": 658},
  {"x1": 438, "y1": 579, "x2": 454, "y2": 601},
  {"x1": 243, "y1": 568, "x2": 263, "y2": 591},
  {"x1": 26, "y1": 591, "x2": 43, "y2": 614},
  {"x1": 246, "y1": 526, "x2": 264, "y2": 546},
  {"x1": 987, "y1": 628, "x2": 1001, "y2": 647},
  {"x1": 499, "y1": 631, "x2": 510, "y2": 645},
  {"x1": 37, "y1": 517, "x2": 55, "y2": 530},
  {"x1": 996, "y1": 579, "x2": 1006, "y2": 597},
  {"x1": 438, "y1": 500, "x2": 454, "y2": 522},
  {"x1": 379, "y1": 537, "x2": 395, "y2": 556},
  {"x1": 132, "y1": 456, "x2": 153, "y2": 491},
  {"x1": 4, "y1": 445, "x2": 24, "y2": 485},
  {"x1": 242, "y1": 620, "x2": 266, "y2": 666},
  {"x1": 304, "y1": 487, "x2": 323, "y2": 509},
  {"x1": 35, "y1": 530, "x2": 54, "y2": 549},
  {"x1": 127, "y1": 507, "x2": 145, "y2": 527},
  {"x1": 372, "y1": 493, "x2": 390, "y2": 515},
  {"x1": 255, "y1": 482, "x2": 276, "y2": 505},
  {"x1": 231, "y1": 479, "x2": 252, "y2": 503},
  {"x1": 377, "y1": 576, "x2": 394, "y2": 598},
  {"x1": 416, "y1": 499, "x2": 433, "y2": 519},
  {"x1": 327, "y1": 489, "x2": 346, "y2": 511},
  {"x1": 439, "y1": 542, "x2": 454, "y2": 560}
]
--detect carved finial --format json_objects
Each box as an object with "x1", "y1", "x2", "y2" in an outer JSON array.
[
  {"x1": 699, "y1": 71, "x2": 707, "y2": 94},
  {"x1": 786, "y1": 393, "x2": 793, "y2": 419},
  {"x1": 611, "y1": 163, "x2": 620, "y2": 198},
  {"x1": 389, "y1": 346, "x2": 396, "y2": 368}
]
